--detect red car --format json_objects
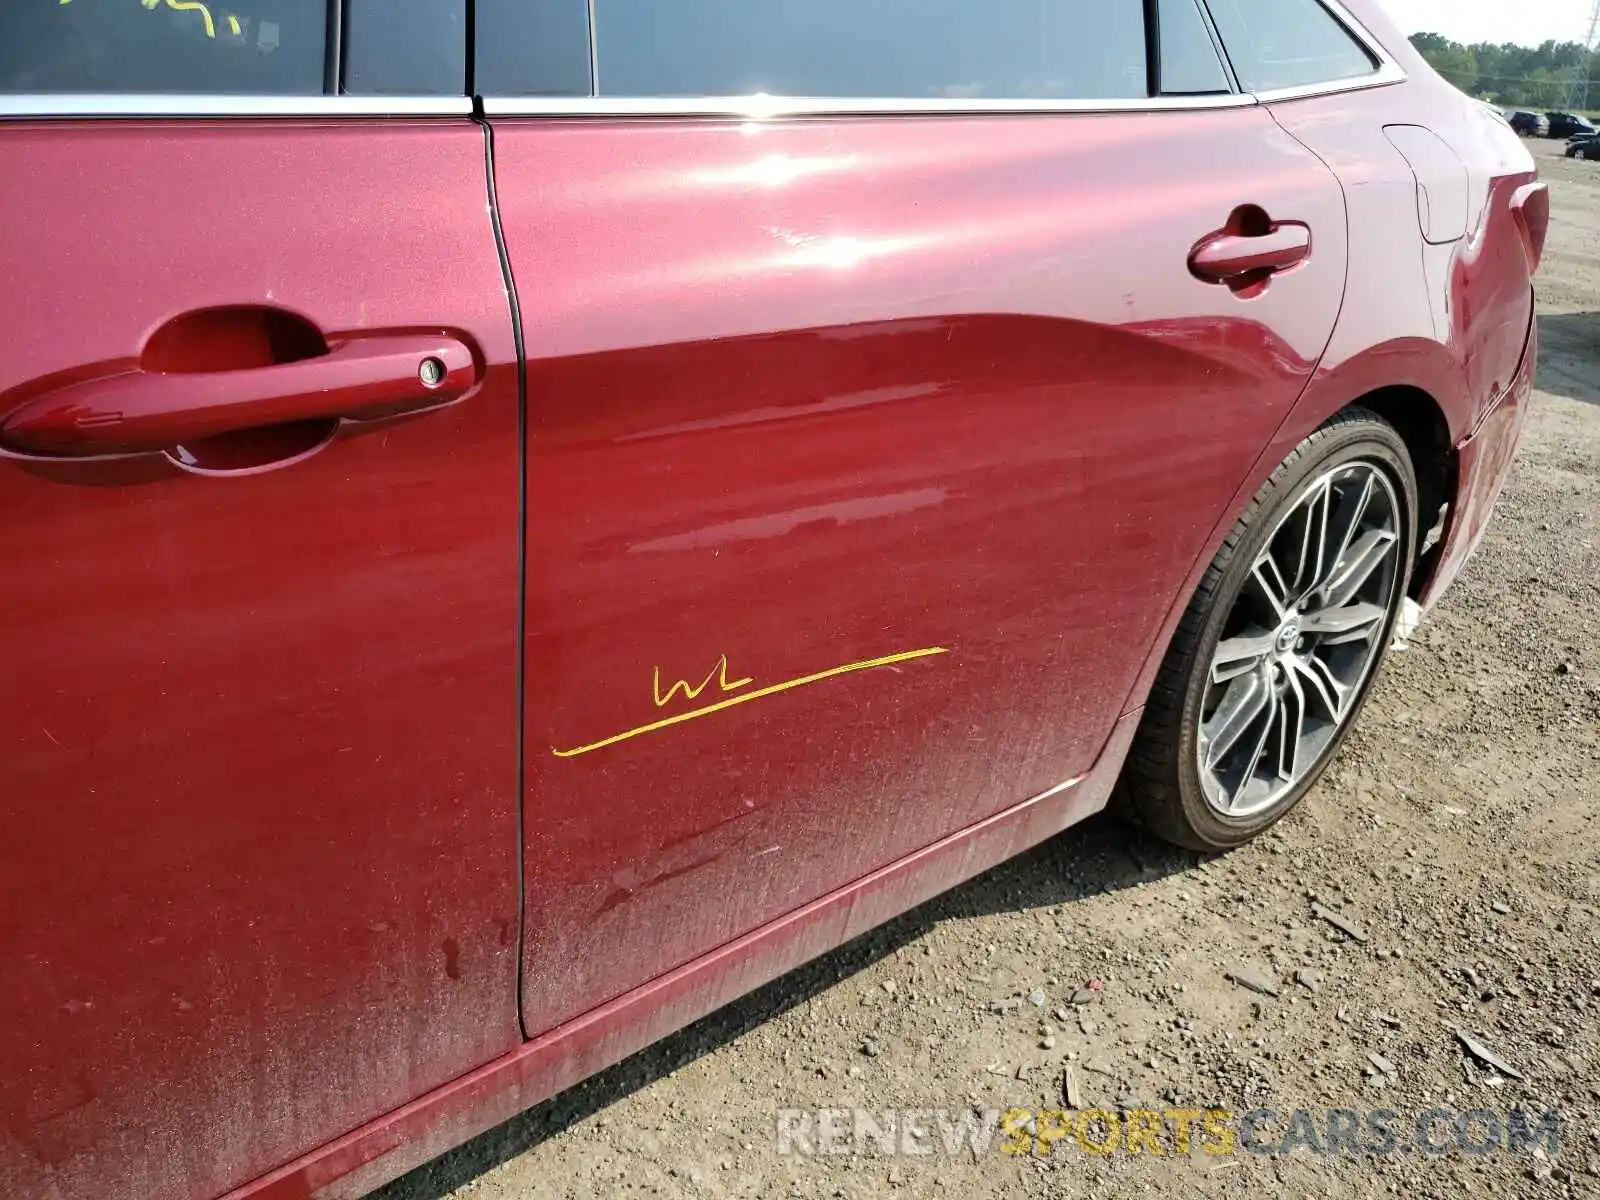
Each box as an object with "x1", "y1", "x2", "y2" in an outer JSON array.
[{"x1": 0, "y1": 1, "x2": 1544, "y2": 1196}]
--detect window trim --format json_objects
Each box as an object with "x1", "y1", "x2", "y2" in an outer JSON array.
[
  {"x1": 586, "y1": 0, "x2": 601, "y2": 95},
  {"x1": 0, "y1": 0, "x2": 1400, "y2": 119},
  {"x1": 480, "y1": 93, "x2": 1256, "y2": 118},
  {"x1": 0, "y1": 95, "x2": 472, "y2": 119},
  {"x1": 325, "y1": 0, "x2": 344, "y2": 95},
  {"x1": 481, "y1": 0, "x2": 1400, "y2": 117},
  {"x1": 1143, "y1": 0, "x2": 1164, "y2": 98},
  {"x1": 1158, "y1": 0, "x2": 1240, "y2": 96}
]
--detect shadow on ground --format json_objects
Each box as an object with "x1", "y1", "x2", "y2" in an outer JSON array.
[
  {"x1": 1536, "y1": 312, "x2": 1600, "y2": 405},
  {"x1": 374, "y1": 815, "x2": 1199, "y2": 1200}
]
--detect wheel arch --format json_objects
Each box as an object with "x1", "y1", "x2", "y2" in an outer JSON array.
[
  {"x1": 1348, "y1": 384, "x2": 1458, "y2": 599},
  {"x1": 1118, "y1": 348, "x2": 1466, "y2": 721}
]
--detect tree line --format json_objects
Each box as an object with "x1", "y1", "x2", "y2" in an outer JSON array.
[{"x1": 1410, "y1": 32, "x2": 1599, "y2": 110}]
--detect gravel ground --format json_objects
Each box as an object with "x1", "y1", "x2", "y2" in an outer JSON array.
[{"x1": 391, "y1": 135, "x2": 1599, "y2": 1200}]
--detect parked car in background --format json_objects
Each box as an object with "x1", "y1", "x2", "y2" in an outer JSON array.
[
  {"x1": 0, "y1": 0, "x2": 1547, "y2": 1197},
  {"x1": 1567, "y1": 133, "x2": 1600, "y2": 159},
  {"x1": 1507, "y1": 109, "x2": 1550, "y2": 136},
  {"x1": 1546, "y1": 111, "x2": 1597, "y2": 139}
]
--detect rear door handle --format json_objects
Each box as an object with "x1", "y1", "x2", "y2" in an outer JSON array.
[
  {"x1": 1, "y1": 333, "x2": 475, "y2": 457},
  {"x1": 1189, "y1": 223, "x2": 1312, "y2": 283}
]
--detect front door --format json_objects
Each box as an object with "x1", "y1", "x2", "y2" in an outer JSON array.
[{"x1": 0, "y1": 6, "x2": 522, "y2": 1197}]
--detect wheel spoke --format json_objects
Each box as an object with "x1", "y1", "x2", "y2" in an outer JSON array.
[
  {"x1": 1250, "y1": 555, "x2": 1292, "y2": 621},
  {"x1": 1300, "y1": 600, "x2": 1387, "y2": 646},
  {"x1": 1211, "y1": 630, "x2": 1277, "y2": 684},
  {"x1": 1291, "y1": 478, "x2": 1334, "y2": 594},
  {"x1": 1319, "y1": 528, "x2": 1398, "y2": 608},
  {"x1": 1202, "y1": 671, "x2": 1272, "y2": 771},
  {"x1": 1227, "y1": 693, "x2": 1278, "y2": 812},
  {"x1": 1324, "y1": 471, "x2": 1375, "y2": 581},
  {"x1": 1291, "y1": 653, "x2": 1345, "y2": 723},
  {"x1": 1274, "y1": 670, "x2": 1306, "y2": 782}
]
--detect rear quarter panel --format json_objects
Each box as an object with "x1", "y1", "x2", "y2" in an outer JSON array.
[
  {"x1": 1269, "y1": 2, "x2": 1539, "y2": 445},
  {"x1": 1273, "y1": 91, "x2": 1533, "y2": 436},
  {"x1": 1119, "y1": 42, "x2": 1538, "y2": 705}
]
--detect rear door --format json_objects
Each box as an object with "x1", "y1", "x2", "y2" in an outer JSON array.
[
  {"x1": 481, "y1": 0, "x2": 1352, "y2": 1036},
  {"x1": 0, "y1": 5, "x2": 521, "y2": 1197}
]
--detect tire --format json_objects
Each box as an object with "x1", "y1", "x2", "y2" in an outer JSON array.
[{"x1": 1120, "y1": 408, "x2": 1418, "y2": 851}]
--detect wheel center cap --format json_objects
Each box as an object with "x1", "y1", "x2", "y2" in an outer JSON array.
[{"x1": 1275, "y1": 619, "x2": 1301, "y2": 654}]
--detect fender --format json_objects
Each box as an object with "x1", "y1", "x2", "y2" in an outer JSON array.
[{"x1": 1117, "y1": 333, "x2": 1465, "y2": 718}]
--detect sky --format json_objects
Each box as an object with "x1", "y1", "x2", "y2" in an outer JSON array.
[{"x1": 1380, "y1": 0, "x2": 1597, "y2": 47}]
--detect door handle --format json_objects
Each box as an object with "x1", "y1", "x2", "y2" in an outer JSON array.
[
  {"x1": 1189, "y1": 223, "x2": 1312, "y2": 283},
  {"x1": 1, "y1": 333, "x2": 475, "y2": 457}
]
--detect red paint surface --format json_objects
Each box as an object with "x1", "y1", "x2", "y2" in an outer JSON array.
[
  {"x1": 230, "y1": 710, "x2": 1142, "y2": 1200},
  {"x1": 1423, "y1": 313, "x2": 1536, "y2": 608},
  {"x1": 0, "y1": 121, "x2": 522, "y2": 1200},
  {"x1": 0, "y1": 3, "x2": 1544, "y2": 1194},
  {"x1": 492, "y1": 105, "x2": 1349, "y2": 1039}
]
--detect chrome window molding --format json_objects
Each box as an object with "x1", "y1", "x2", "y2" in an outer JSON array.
[
  {"x1": 587, "y1": 0, "x2": 601, "y2": 95},
  {"x1": 0, "y1": 95, "x2": 473, "y2": 119},
  {"x1": 481, "y1": 93, "x2": 1257, "y2": 118},
  {"x1": 484, "y1": 0, "x2": 1403, "y2": 119},
  {"x1": 0, "y1": 0, "x2": 1401, "y2": 122},
  {"x1": 1250, "y1": 58, "x2": 1406, "y2": 103}
]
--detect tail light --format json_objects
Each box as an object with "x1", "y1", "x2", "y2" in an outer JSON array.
[{"x1": 1510, "y1": 182, "x2": 1550, "y2": 275}]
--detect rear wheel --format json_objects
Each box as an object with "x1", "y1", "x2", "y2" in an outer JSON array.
[{"x1": 1121, "y1": 409, "x2": 1417, "y2": 851}]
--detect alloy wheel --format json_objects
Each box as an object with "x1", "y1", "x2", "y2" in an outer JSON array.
[{"x1": 1195, "y1": 461, "x2": 1403, "y2": 818}]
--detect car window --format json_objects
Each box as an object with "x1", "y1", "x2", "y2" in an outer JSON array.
[
  {"x1": 0, "y1": 0, "x2": 327, "y2": 94},
  {"x1": 476, "y1": 0, "x2": 592, "y2": 97},
  {"x1": 343, "y1": 0, "x2": 465, "y2": 96},
  {"x1": 591, "y1": 0, "x2": 1148, "y2": 100},
  {"x1": 1204, "y1": 0, "x2": 1377, "y2": 93},
  {"x1": 1159, "y1": 0, "x2": 1231, "y2": 94}
]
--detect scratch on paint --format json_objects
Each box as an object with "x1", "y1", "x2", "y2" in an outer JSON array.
[{"x1": 553, "y1": 647, "x2": 950, "y2": 759}]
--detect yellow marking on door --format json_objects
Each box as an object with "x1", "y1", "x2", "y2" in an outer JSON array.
[
  {"x1": 653, "y1": 654, "x2": 753, "y2": 709},
  {"x1": 141, "y1": 0, "x2": 218, "y2": 37},
  {"x1": 553, "y1": 647, "x2": 950, "y2": 759}
]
